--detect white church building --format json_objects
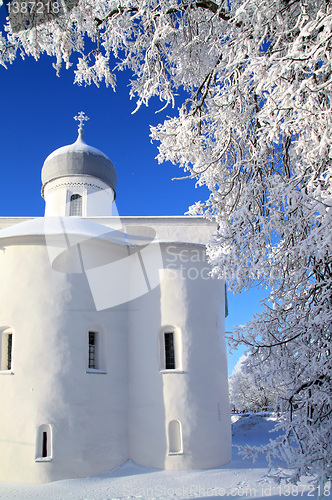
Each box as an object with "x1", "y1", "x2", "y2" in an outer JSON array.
[{"x1": 0, "y1": 113, "x2": 231, "y2": 483}]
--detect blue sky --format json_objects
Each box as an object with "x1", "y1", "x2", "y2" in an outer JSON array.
[{"x1": 0, "y1": 7, "x2": 269, "y2": 374}]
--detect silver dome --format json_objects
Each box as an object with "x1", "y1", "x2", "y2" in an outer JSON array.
[{"x1": 41, "y1": 131, "x2": 117, "y2": 196}]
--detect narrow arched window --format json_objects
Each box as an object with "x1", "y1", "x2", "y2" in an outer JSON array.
[
  {"x1": 168, "y1": 420, "x2": 182, "y2": 454},
  {"x1": 0, "y1": 329, "x2": 13, "y2": 371},
  {"x1": 69, "y1": 194, "x2": 82, "y2": 216}
]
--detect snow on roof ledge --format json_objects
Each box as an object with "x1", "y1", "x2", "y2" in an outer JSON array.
[{"x1": 0, "y1": 216, "x2": 217, "y2": 246}]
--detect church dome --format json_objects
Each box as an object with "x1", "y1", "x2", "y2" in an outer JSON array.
[{"x1": 41, "y1": 128, "x2": 117, "y2": 196}]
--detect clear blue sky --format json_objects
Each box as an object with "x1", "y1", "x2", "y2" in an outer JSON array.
[{"x1": 0, "y1": 6, "x2": 269, "y2": 374}]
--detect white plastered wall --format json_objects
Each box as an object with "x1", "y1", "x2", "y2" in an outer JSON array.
[
  {"x1": 0, "y1": 240, "x2": 128, "y2": 483},
  {"x1": 128, "y1": 242, "x2": 231, "y2": 470},
  {"x1": 0, "y1": 216, "x2": 232, "y2": 482}
]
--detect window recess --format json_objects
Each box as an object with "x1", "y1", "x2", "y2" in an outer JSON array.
[
  {"x1": 168, "y1": 420, "x2": 183, "y2": 454},
  {"x1": 35, "y1": 424, "x2": 52, "y2": 462}
]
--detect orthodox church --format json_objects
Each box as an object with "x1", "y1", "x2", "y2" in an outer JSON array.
[{"x1": 0, "y1": 113, "x2": 231, "y2": 483}]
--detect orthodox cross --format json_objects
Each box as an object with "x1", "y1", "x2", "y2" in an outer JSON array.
[{"x1": 74, "y1": 111, "x2": 89, "y2": 132}]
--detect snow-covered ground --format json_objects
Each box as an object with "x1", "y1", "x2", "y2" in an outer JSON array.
[{"x1": 0, "y1": 413, "x2": 330, "y2": 500}]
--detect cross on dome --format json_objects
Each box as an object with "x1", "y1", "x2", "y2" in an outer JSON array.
[{"x1": 74, "y1": 111, "x2": 89, "y2": 133}]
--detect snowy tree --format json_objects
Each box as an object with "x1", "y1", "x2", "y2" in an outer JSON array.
[
  {"x1": 229, "y1": 371, "x2": 274, "y2": 413},
  {"x1": 229, "y1": 356, "x2": 280, "y2": 413},
  {"x1": 1, "y1": 0, "x2": 331, "y2": 488}
]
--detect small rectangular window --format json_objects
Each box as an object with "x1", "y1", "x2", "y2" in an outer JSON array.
[
  {"x1": 86, "y1": 330, "x2": 106, "y2": 374},
  {"x1": 42, "y1": 432, "x2": 48, "y2": 458},
  {"x1": 88, "y1": 331, "x2": 97, "y2": 369},
  {"x1": 1, "y1": 331, "x2": 13, "y2": 371},
  {"x1": 70, "y1": 194, "x2": 82, "y2": 216},
  {"x1": 159, "y1": 327, "x2": 182, "y2": 372},
  {"x1": 6, "y1": 333, "x2": 12, "y2": 370},
  {"x1": 164, "y1": 332, "x2": 175, "y2": 369}
]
